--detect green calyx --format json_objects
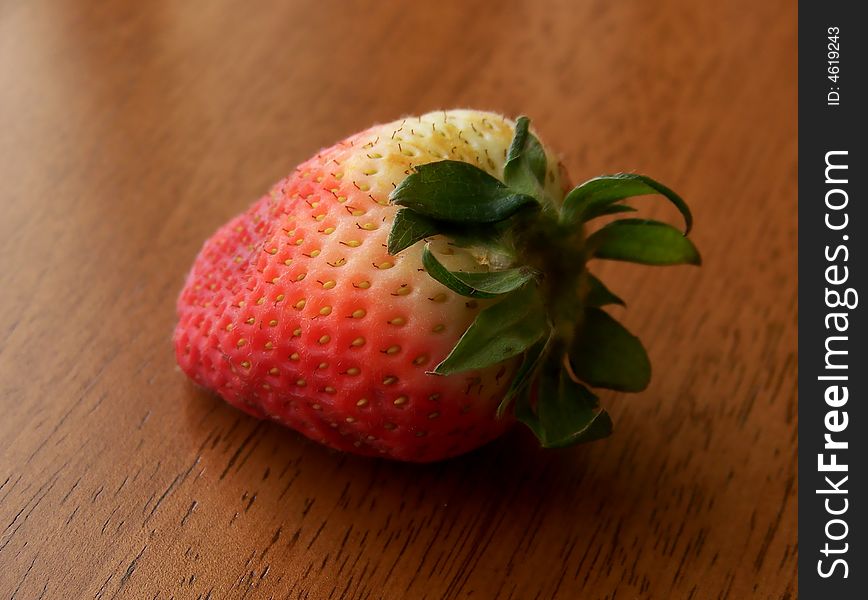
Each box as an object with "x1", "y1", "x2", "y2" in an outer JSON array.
[{"x1": 387, "y1": 116, "x2": 701, "y2": 448}]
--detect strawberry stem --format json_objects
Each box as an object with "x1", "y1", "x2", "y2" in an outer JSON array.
[{"x1": 387, "y1": 115, "x2": 700, "y2": 448}]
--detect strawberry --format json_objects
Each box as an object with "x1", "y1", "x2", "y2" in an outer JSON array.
[{"x1": 174, "y1": 110, "x2": 699, "y2": 462}]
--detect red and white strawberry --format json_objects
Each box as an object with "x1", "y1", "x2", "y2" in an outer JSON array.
[{"x1": 174, "y1": 109, "x2": 699, "y2": 462}]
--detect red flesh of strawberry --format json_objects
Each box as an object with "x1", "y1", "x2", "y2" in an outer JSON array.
[{"x1": 175, "y1": 111, "x2": 565, "y2": 462}]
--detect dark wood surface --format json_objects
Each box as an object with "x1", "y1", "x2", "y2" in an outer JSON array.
[{"x1": 0, "y1": 0, "x2": 797, "y2": 598}]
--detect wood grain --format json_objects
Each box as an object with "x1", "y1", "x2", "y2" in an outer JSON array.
[{"x1": 0, "y1": 0, "x2": 797, "y2": 598}]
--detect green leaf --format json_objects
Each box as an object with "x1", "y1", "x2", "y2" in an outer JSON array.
[
  {"x1": 390, "y1": 160, "x2": 537, "y2": 223},
  {"x1": 513, "y1": 386, "x2": 544, "y2": 440},
  {"x1": 586, "y1": 203, "x2": 637, "y2": 218},
  {"x1": 422, "y1": 244, "x2": 537, "y2": 299},
  {"x1": 561, "y1": 173, "x2": 693, "y2": 233},
  {"x1": 433, "y1": 285, "x2": 550, "y2": 375},
  {"x1": 387, "y1": 209, "x2": 510, "y2": 257},
  {"x1": 387, "y1": 209, "x2": 440, "y2": 254},
  {"x1": 569, "y1": 307, "x2": 650, "y2": 392},
  {"x1": 503, "y1": 116, "x2": 548, "y2": 196},
  {"x1": 517, "y1": 367, "x2": 613, "y2": 448},
  {"x1": 496, "y1": 333, "x2": 552, "y2": 417},
  {"x1": 587, "y1": 219, "x2": 701, "y2": 265},
  {"x1": 437, "y1": 226, "x2": 501, "y2": 251},
  {"x1": 585, "y1": 274, "x2": 625, "y2": 307}
]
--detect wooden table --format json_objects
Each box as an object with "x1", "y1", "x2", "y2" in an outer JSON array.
[{"x1": 0, "y1": 1, "x2": 797, "y2": 598}]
